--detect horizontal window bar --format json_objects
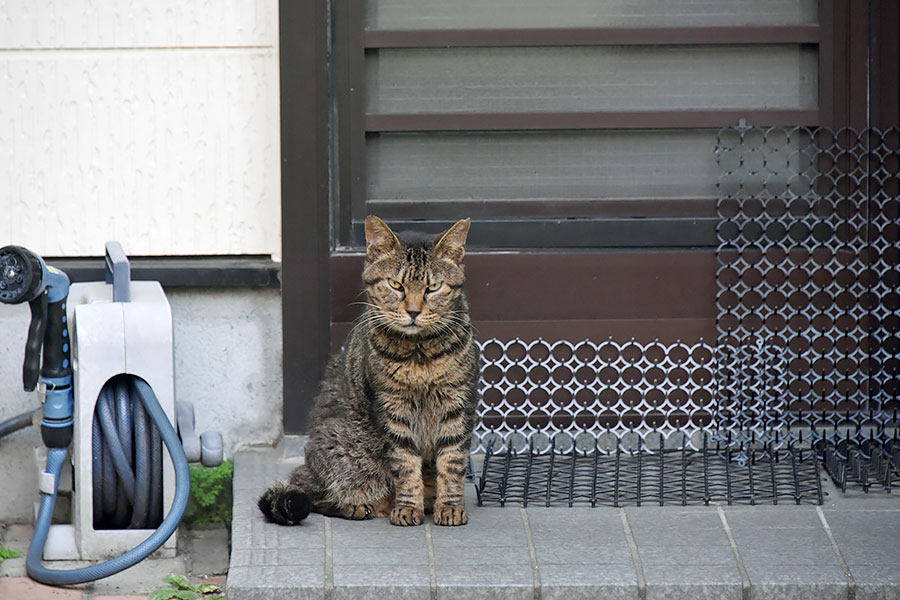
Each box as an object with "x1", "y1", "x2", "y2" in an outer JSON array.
[
  {"x1": 365, "y1": 110, "x2": 819, "y2": 131},
  {"x1": 366, "y1": 198, "x2": 717, "y2": 219},
  {"x1": 348, "y1": 217, "x2": 718, "y2": 249},
  {"x1": 363, "y1": 25, "x2": 820, "y2": 48},
  {"x1": 43, "y1": 255, "x2": 281, "y2": 288}
]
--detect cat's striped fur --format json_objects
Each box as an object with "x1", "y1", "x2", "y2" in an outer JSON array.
[{"x1": 258, "y1": 216, "x2": 479, "y2": 526}]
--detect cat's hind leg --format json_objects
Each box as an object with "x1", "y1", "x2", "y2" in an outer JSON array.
[{"x1": 306, "y1": 425, "x2": 394, "y2": 521}]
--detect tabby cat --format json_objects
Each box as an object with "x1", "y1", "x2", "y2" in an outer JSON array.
[{"x1": 258, "y1": 216, "x2": 480, "y2": 527}]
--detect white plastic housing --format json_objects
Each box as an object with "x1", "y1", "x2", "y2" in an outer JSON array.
[{"x1": 62, "y1": 280, "x2": 177, "y2": 560}]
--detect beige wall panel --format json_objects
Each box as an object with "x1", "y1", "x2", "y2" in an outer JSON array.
[
  {"x1": 0, "y1": 0, "x2": 276, "y2": 48},
  {"x1": 1, "y1": 49, "x2": 280, "y2": 256}
]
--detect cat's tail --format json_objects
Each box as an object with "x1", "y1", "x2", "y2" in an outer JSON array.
[{"x1": 257, "y1": 464, "x2": 316, "y2": 525}]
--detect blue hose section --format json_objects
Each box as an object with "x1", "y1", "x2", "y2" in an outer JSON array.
[{"x1": 26, "y1": 379, "x2": 190, "y2": 586}]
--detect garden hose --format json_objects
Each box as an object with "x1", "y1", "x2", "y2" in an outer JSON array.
[
  {"x1": 27, "y1": 377, "x2": 191, "y2": 586},
  {"x1": 93, "y1": 376, "x2": 164, "y2": 530},
  {"x1": 0, "y1": 410, "x2": 33, "y2": 438}
]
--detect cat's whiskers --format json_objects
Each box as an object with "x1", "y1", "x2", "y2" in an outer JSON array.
[
  {"x1": 432, "y1": 318, "x2": 465, "y2": 349},
  {"x1": 348, "y1": 309, "x2": 392, "y2": 338},
  {"x1": 348, "y1": 301, "x2": 381, "y2": 310},
  {"x1": 442, "y1": 311, "x2": 478, "y2": 335}
]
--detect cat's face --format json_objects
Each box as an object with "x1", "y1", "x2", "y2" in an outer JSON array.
[{"x1": 362, "y1": 216, "x2": 470, "y2": 336}]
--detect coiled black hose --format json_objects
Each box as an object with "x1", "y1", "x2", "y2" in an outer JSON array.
[
  {"x1": 92, "y1": 375, "x2": 163, "y2": 529},
  {"x1": 1, "y1": 376, "x2": 166, "y2": 529}
]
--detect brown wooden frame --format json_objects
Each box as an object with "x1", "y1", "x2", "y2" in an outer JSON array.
[
  {"x1": 280, "y1": 0, "x2": 331, "y2": 433},
  {"x1": 365, "y1": 110, "x2": 819, "y2": 132}
]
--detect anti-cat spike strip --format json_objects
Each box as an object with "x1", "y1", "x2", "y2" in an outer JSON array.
[{"x1": 473, "y1": 126, "x2": 900, "y2": 504}]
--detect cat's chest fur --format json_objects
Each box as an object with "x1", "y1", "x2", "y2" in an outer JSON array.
[
  {"x1": 374, "y1": 334, "x2": 460, "y2": 389},
  {"x1": 391, "y1": 353, "x2": 457, "y2": 388},
  {"x1": 370, "y1": 337, "x2": 464, "y2": 458}
]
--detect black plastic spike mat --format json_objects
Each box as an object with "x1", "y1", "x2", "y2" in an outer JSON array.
[
  {"x1": 475, "y1": 436, "x2": 823, "y2": 507},
  {"x1": 474, "y1": 434, "x2": 900, "y2": 507},
  {"x1": 471, "y1": 125, "x2": 899, "y2": 504}
]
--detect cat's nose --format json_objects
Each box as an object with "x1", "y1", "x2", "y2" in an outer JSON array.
[{"x1": 407, "y1": 308, "x2": 421, "y2": 321}]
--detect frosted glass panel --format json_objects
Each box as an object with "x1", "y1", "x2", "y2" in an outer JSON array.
[
  {"x1": 368, "y1": 130, "x2": 721, "y2": 201},
  {"x1": 367, "y1": 46, "x2": 818, "y2": 113},
  {"x1": 366, "y1": 0, "x2": 817, "y2": 29}
]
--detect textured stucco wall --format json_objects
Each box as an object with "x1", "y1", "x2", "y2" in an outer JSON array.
[
  {"x1": 0, "y1": 287, "x2": 283, "y2": 523},
  {"x1": 0, "y1": 1, "x2": 281, "y2": 256}
]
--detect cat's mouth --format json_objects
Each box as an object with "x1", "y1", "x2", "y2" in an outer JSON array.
[
  {"x1": 396, "y1": 316, "x2": 434, "y2": 334},
  {"x1": 400, "y1": 321, "x2": 424, "y2": 333}
]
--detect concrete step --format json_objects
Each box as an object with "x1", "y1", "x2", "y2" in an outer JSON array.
[{"x1": 228, "y1": 448, "x2": 900, "y2": 600}]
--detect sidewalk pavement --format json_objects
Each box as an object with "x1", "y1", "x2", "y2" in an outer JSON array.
[{"x1": 228, "y1": 447, "x2": 900, "y2": 600}]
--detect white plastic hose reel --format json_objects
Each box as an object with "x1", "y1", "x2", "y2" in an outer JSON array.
[
  {"x1": 59, "y1": 243, "x2": 177, "y2": 560},
  {"x1": 43, "y1": 242, "x2": 221, "y2": 562}
]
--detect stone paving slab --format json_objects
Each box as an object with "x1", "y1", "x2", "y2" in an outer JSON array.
[
  {"x1": 820, "y1": 502, "x2": 900, "y2": 600},
  {"x1": 626, "y1": 506, "x2": 742, "y2": 600},
  {"x1": 334, "y1": 565, "x2": 431, "y2": 600},
  {"x1": 538, "y1": 563, "x2": 638, "y2": 600},
  {"x1": 643, "y1": 565, "x2": 742, "y2": 600},
  {"x1": 723, "y1": 504, "x2": 851, "y2": 600},
  {"x1": 226, "y1": 449, "x2": 900, "y2": 600},
  {"x1": 227, "y1": 564, "x2": 325, "y2": 600}
]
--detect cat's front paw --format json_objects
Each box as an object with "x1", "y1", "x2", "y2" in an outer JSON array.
[
  {"x1": 390, "y1": 505, "x2": 424, "y2": 526},
  {"x1": 433, "y1": 504, "x2": 468, "y2": 526}
]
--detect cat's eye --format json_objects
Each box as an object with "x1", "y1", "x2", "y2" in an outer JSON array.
[
  {"x1": 426, "y1": 281, "x2": 443, "y2": 293},
  {"x1": 387, "y1": 278, "x2": 403, "y2": 291}
]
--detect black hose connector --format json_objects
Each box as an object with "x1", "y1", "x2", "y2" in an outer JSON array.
[{"x1": 40, "y1": 420, "x2": 73, "y2": 449}]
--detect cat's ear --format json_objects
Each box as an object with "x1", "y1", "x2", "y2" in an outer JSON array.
[
  {"x1": 434, "y1": 218, "x2": 471, "y2": 265},
  {"x1": 365, "y1": 215, "x2": 401, "y2": 261}
]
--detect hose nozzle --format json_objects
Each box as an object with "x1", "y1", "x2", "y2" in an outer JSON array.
[
  {"x1": 0, "y1": 245, "x2": 44, "y2": 305},
  {"x1": 0, "y1": 245, "x2": 71, "y2": 392}
]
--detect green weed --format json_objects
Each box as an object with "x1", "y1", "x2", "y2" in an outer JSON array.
[
  {"x1": 183, "y1": 460, "x2": 233, "y2": 528},
  {"x1": 149, "y1": 573, "x2": 224, "y2": 600},
  {"x1": 0, "y1": 544, "x2": 20, "y2": 564}
]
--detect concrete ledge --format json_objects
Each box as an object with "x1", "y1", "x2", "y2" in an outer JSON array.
[{"x1": 228, "y1": 450, "x2": 900, "y2": 600}]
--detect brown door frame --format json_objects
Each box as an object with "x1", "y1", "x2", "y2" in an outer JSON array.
[{"x1": 280, "y1": 0, "x2": 331, "y2": 434}]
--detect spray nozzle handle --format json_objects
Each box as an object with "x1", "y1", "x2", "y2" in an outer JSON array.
[{"x1": 24, "y1": 295, "x2": 48, "y2": 392}]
